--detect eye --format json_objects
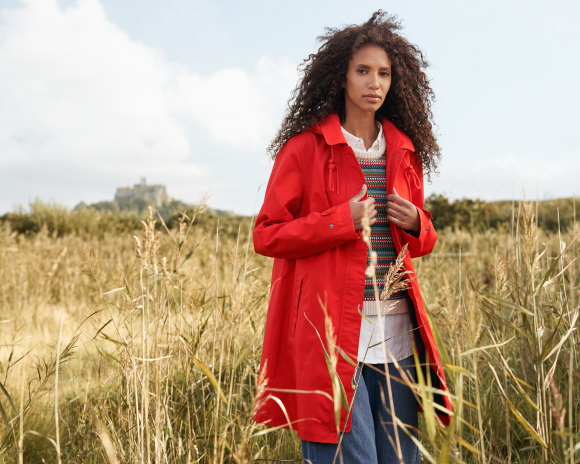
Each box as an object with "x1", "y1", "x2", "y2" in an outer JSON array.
[
  {"x1": 380, "y1": 72, "x2": 390, "y2": 77},
  {"x1": 357, "y1": 68, "x2": 367, "y2": 74}
]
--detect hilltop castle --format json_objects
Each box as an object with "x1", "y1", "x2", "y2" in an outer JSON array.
[{"x1": 115, "y1": 178, "x2": 169, "y2": 206}]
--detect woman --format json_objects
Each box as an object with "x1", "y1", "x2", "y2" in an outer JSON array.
[{"x1": 253, "y1": 11, "x2": 450, "y2": 463}]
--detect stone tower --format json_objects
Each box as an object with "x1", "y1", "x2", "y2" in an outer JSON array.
[{"x1": 115, "y1": 178, "x2": 169, "y2": 206}]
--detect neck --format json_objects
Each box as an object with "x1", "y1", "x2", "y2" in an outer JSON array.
[{"x1": 341, "y1": 106, "x2": 378, "y2": 150}]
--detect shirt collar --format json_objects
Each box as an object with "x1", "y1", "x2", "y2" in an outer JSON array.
[
  {"x1": 340, "y1": 120, "x2": 383, "y2": 154},
  {"x1": 315, "y1": 112, "x2": 415, "y2": 152}
]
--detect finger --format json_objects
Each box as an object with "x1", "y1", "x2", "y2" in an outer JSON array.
[
  {"x1": 387, "y1": 215, "x2": 404, "y2": 227},
  {"x1": 385, "y1": 195, "x2": 400, "y2": 205},
  {"x1": 386, "y1": 191, "x2": 408, "y2": 205},
  {"x1": 351, "y1": 185, "x2": 367, "y2": 202},
  {"x1": 368, "y1": 209, "x2": 378, "y2": 220},
  {"x1": 393, "y1": 188, "x2": 410, "y2": 205},
  {"x1": 386, "y1": 201, "x2": 406, "y2": 216},
  {"x1": 386, "y1": 199, "x2": 404, "y2": 208},
  {"x1": 385, "y1": 204, "x2": 401, "y2": 218},
  {"x1": 369, "y1": 217, "x2": 377, "y2": 226}
]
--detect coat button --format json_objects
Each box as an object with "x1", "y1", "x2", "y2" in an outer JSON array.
[
  {"x1": 329, "y1": 224, "x2": 334, "y2": 228},
  {"x1": 426, "y1": 227, "x2": 429, "y2": 231}
]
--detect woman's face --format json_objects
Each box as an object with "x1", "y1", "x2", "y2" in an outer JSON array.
[{"x1": 343, "y1": 44, "x2": 391, "y2": 115}]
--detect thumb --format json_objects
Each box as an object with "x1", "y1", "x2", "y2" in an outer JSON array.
[
  {"x1": 351, "y1": 184, "x2": 367, "y2": 202},
  {"x1": 392, "y1": 187, "x2": 404, "y2": 201}
]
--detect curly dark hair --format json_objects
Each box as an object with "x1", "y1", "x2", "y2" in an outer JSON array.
[{"x1": 268, "y1": 10, "x2": 441, "y2": 180}]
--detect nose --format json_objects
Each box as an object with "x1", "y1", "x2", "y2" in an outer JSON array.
[{"x1": 368, "y1": 73, "x2": 379, "y2": 90}]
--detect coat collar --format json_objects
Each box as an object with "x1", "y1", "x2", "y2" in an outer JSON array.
[
  {"x1": 317, "y1": 113, "x2": 346, "y2": 145},
  {"x1": 312, "y1": 112, "x2": 415, "y2": 152}
]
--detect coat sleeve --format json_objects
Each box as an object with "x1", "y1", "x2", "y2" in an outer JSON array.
[
  {"x1": 253, "y1": 139, "x2": 359, "y2": 260},
  {"x1": 400, "y1": 154, "x2": 437, "y2": 258}
]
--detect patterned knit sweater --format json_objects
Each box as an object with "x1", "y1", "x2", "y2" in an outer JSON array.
[
  {"x1": 341, "y1": 122, "x2": 412, "y2": 363},
  {"x1": 359, "y1": 154, "x2": 408, "y2": 316}
]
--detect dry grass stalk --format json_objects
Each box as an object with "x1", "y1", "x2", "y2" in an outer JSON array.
[
  {"x1": 0, "y1": 197, "x2": 578, "y2": 463},
  {"x1": 54, "y1": 313, "x2": 63, "y2": 464}
]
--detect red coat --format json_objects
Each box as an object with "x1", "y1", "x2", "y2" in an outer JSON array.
[{"x1": 253, "y1": 113, "x2": 451, "y2": 443}]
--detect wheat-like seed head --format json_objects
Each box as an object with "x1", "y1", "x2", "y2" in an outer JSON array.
[
  {"x1": 549, "y1": 377, "x2": 566, "y2": 430},
  {"x1": 380, "y1": 243, "x2": 411, "y2": 304},
  {"x1": 46, "y1": 246, "x2": 67, "y2": 279},
  {"x1": 493, "y1": 249, "x2": 509, "y2": 298},
  {"x1": 133, "y1": 236, "x2": 142, "y2": 259},
  {"x1": 161, "y1": 257, "x2": 169, "y2": 280},
  {"x1": 521, "y1": 202, "x2": 537, "y2": 267},
  {"x1": 361, "y1": 194, "x2": 372, "y2": 245},
  {"x1": 365, "y1": 250, "x2": 377, "y2": 278},
  {"x1": 178, "y1": 218, "x2": 186, "y2": 245},
  {"x1": 320, "y1": 300, "x2": 337, "y2": 365},
  {"x1": 318, "y1": 296, "x2": 342, "y2": 432},
  {"x1": 252, "y1": 360, "x2": 269, "y2": 416}
]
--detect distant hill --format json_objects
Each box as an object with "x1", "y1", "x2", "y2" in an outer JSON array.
[
  {"x1": 1, "y1": 197, "x2": 243, "y2": 238},
  {"x1": 74, "y1": 198, "x2": 238, "y2": 221},
  {"x1": 74, "y1": 177, "x2": 239, "y2": 221}
]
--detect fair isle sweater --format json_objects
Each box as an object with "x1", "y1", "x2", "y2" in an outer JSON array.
[
  {"x1": 358, "y1": 154, "x2": 408, "y2": 317},
  {"x1": 341, "y1": 121, "x2": 414, "y2": 364}
]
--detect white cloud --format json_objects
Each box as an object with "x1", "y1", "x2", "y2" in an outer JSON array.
[
  {"x1": 171, "y1": 55, "x2": 298, "y2": 149},
  {"x1": 426, "y1": 153, "x2": 580, "y2": 202},
  {"x1": 555, "y1": 21, "x2": 580, "y2": 33},
  {"x1": 0, "y1": 0, "x2": 296, "y2": 213},
  {"x1": 2, "y1": 0, "x2": 575, "y2": 217}
]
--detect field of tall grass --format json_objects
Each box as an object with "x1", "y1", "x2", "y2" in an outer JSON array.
[{"x1": 0, "y1": 198, "x2": 578, "y2": 463}]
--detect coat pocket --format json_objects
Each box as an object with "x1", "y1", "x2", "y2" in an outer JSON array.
[
  {"x1": 321, "y1": 206, "x2": 336, "y2": 216},
  {"x1": 292, "y1": 275, "x2": 303, "y2": 337}
]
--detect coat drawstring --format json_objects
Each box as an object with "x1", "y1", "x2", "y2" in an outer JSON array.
[
  {"x1": 328, "y1": 146, "x2": 339, "y2": 195},
  {"x1": 403, "y1": 158, "x2": 421, "y2": 203}
]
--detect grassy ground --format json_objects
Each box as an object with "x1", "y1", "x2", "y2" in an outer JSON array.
[{"x1": 0, "y1": 200, "x2": 578, "y2": 463}]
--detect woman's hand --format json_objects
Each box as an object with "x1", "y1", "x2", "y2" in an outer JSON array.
[
  {"x1": 349, "y1": 185, "x2": 377, "y2": 230},
  {"x1": 386, "y1": 188, "x2": 420, "y2": 232}
]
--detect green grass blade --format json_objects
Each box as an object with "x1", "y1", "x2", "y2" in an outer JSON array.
[
  {"x1": 480, "y1": 303, "x2": 530, "y2": 339},
  {"x1": 0, "y1": 381, "x2": 18, "y2": 416},
  {"x1": 481, "y1": 292, "x2": 534, "y2": 316},
  {"x1": 534, "y1": 231, "x2": 580, "y2": 296},
  {"x1": 180, "y1": 337, "x2": 228, "y2": 404},
  {"x1": 0, "y1": 401, "x2": 10, "y2": 431},
  {"x1": 462, "y1": 337, "x2": 514, "y2": 357},
  {"x1": 333, "y1": 344, "x2": 357, "y2": 367},
  {"x1": 536, "y1": 306, "x2": 567, "y2": 365},
  {"x1": 358, "y1": 309, "x2": 373, "y2": 324},
  {"x1": 489, "y1": 364, "x2": 547, "y2": 448},
  {"x1": 304, "y1": 313, "x2": 348, "y2": 426},
  {"x1": 423, "y1": 298, "x2": 451, "y2": 366}
]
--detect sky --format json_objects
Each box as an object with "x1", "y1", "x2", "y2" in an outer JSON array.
[{"x1": 0, "y1": 0, "x2": 579, "y2": 215}]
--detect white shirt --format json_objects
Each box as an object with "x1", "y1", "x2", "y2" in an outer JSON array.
[
  {"x1": 340, "y1": 120, "x2": 385, "y2": 159},
  {"x1": 340, "y1": 122, "x2": 414, "y2": 364}
]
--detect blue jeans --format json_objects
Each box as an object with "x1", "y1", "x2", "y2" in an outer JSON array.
[{"x1": 301, "y1": 356, "x2": 419, "y2": 464}]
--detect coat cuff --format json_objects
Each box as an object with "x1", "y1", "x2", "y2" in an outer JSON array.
[
  {"x1": 321, "y1": 201, "x2": 359, "y2": 243},
  {"x1": 336, "y1": 201, "x2": 360, "y2": 241},
  {"x1": 401, "y1": 207, "x2": 432, "y2": 244}
]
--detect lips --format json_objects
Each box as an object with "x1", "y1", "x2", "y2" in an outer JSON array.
[{"x1": 364, "y1": 94, "x2": 381, "y2": 103}]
